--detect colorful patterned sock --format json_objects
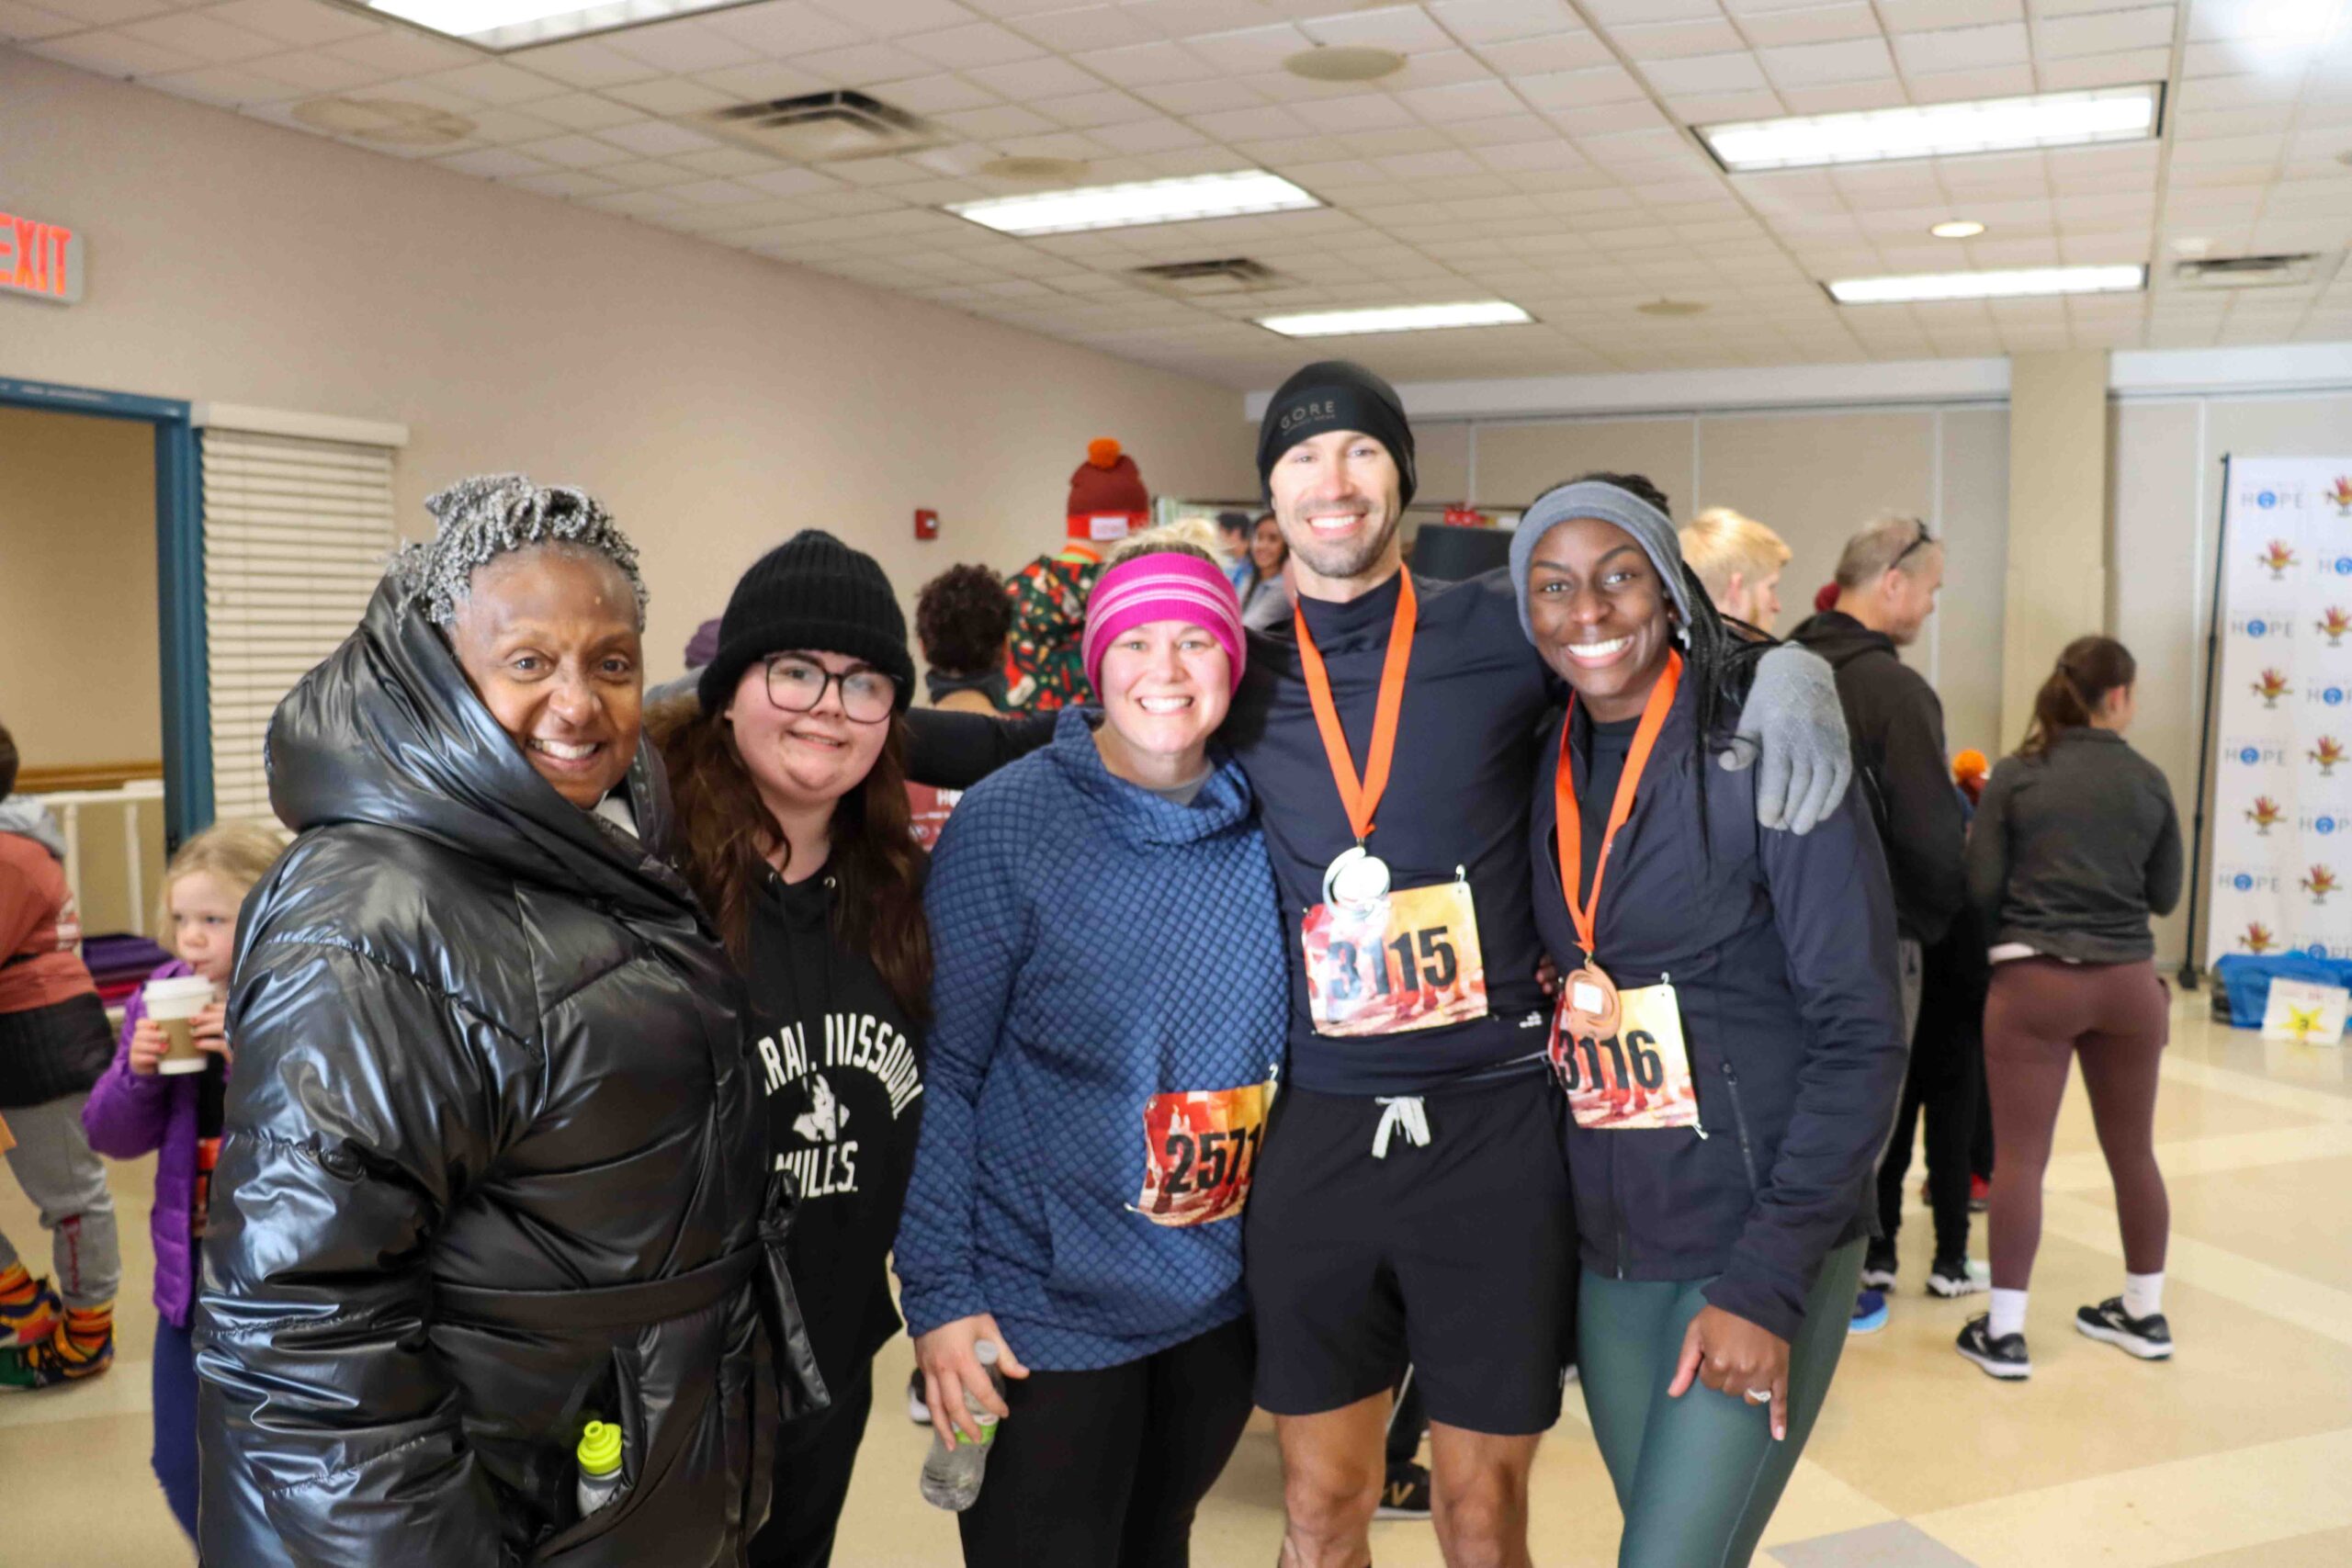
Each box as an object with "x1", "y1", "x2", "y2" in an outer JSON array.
[
  {"x1": 0, "y1": 1262, "x2": 32, "y2": 1303},
  {"x1": 0, "y1": 1264, "x2": 59, "y2": 1350},
  {"x1": 0, "y1": 1300, "x2": 113, "y2": 1391}
]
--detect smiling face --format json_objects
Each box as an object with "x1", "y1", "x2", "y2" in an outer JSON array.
[
  {"x1": 725, "y1": 649, "x2": 893, "y2": 820},
  {"x1": 168, "y1": 869, "x2": 243, "y2": 986},
  {"x1": 1268, "y1": 429, "x2": 1405, "y2": 595},
  {"x1": 1251, "y1": 514, "x2": 1286, "y2": 576},
  {"x1": 1094, "y1": 618, "x2": 1232, "y2": 780},
  {"x1": 1525, "y1": 515, "x2": 1677, "y2": 722},
  {"x1": 447, "y1": 547, "x2": 643, "y2": 810}
]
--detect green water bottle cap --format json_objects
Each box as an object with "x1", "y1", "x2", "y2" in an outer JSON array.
[{"x1": 577, "y1": 1420, "x2": 622, "y2": 1477}]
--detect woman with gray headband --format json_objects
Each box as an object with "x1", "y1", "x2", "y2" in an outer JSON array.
[
  {"x1": 1510, "y1": 473, "x2": 1909, "y2": 1567},
  {"x1": 195, "y1": 475, "x2": 818, "y2": 1568}
]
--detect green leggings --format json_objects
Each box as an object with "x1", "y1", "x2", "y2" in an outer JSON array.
[{"x1": 1577, "y1": 1237, "x2": 1865, "y2": 1568}]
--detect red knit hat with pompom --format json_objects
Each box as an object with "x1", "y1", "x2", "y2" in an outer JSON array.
[{"x1": 1067, "y1": 438, "x2": 1149, "y2": 539}]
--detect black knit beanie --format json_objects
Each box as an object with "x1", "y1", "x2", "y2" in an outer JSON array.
[
  {"x1": 698, "y1": 531, "x2": 915, "y2": 716},
  {"x1": 1256, "y1": 360, "x2": 1417, "y2": 508}
]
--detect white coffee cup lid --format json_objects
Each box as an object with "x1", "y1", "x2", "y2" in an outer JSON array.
[{"x1": 143, "y1": 975, "x2": 217, "y2": 1004}]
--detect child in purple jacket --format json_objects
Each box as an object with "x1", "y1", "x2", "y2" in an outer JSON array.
[{"x1": 82, "y1": 821, "x2": 281, "y2": 1540}]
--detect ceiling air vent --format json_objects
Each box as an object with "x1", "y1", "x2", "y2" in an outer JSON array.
[
  {"x1": 1129, "y1": 258, "x2": 1291, "y2": 298},
  {"x1": 695, "y1": 91, "x2": 942, "y2": 164},
  {"x1": 2175, "y1": 254, "x2": 2324, "y2": 289}
]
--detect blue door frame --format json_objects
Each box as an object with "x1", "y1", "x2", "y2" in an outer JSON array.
[{"x1": 0, "y1": 376, "x2": 210, "y2": 847}]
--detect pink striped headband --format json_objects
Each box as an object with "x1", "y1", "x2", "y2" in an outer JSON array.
[{"x1": 1082, "y1": 552, "x2": 1248, "y2": 697}]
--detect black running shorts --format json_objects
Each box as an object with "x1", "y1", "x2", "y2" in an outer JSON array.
[{"x1": 1244, "y1": 1070, "x2": 1576, "y2": 1437}]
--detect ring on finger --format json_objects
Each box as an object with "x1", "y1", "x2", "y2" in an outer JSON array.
[{"x1": 1744, "y1": 1388, "x2": 1772, "y2": 1404}]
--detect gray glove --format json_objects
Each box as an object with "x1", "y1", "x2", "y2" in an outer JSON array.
[{"x1": 1719, "y1": 643, "x2": 1852, "y2": 835}]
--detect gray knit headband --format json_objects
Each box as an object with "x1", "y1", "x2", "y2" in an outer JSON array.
[{"x1": 1508, "y1": 480, "x2": 1694, "y2": 645}]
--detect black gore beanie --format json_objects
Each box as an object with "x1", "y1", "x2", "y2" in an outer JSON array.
[
  {"x1": 698, "y1": 530, "x2": 915, "y2": 716},
  {"x1": 1256, "y1": 360, "x2": 1417, "y2": 508}
]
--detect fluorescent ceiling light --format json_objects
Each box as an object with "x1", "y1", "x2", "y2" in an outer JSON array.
[
  {"x1": 1929, "y1": 220, "x2": 1985, "y2": 240},
  {"x1": 1700, "y1": 85, "x2": 2161, "y2": 172},
  {"x1": 947, "y1": 171, "x2": 1319, "y2": 236},
  {"x1": 1256, "y1": 301, "x2": 1533, "y2": 337},
  {"x1": 360, "y1": 0, "x2": 740, "y2": 51},
  {"x1": 1826, "y1": 265, "x2": 2147, "y2": 304}
]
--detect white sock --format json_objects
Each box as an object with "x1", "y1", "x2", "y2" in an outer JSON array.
[
  {"x1": 2123, "y1": 1271, "x2": 2165, "y2": 1320},
  {"x1": 1989, "y1": 1288, "x2": 2028, "y2": 1340}
]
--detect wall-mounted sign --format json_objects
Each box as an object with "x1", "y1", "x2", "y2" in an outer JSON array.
[{"x1": 0, "y1": 213, "x2": 84, "y2": 305}]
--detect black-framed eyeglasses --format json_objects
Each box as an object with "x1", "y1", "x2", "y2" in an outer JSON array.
[
  {"x1": 1892, "y1": 520, "x2": 1936, "y2": 568},
  {"x1": 763, "y1": 656, "x2": 898, "y2": 724}
]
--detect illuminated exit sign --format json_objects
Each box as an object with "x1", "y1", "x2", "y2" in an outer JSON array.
[{"x1": 0, "y1": 213, "x2": 84, "y2": 305}]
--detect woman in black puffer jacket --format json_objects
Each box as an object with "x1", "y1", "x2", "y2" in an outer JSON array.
[{"x1": 196, "y1": 476, "x2": 819, "y2": 1568}]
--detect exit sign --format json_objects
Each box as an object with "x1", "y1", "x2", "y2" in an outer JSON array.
[{"x1": 0, "y1": 213, "x2": 84, "y2": 305}]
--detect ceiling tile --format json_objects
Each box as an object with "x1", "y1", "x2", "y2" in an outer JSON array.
[
  {"x1": 1758, "y1": 36, "x2": 1897, "y2": 85},
  {"x1": 1893, "y1": 19, "x2": 2030, "y2": 73},
  {"x1": 28, "y1": 29, "x2": 201, "y2": 74},
  {"x1": 1137, "y1": 77, "x2": 1264, "y2": 114},
  {"x1": 1736, "y1": 3, "x2": 1883, "y2": 48},
  {"x1": 603, "y1": 18, "x2": 760, "y2": 73},
  {"x1": 1075, "y1": 39, "x2": 1216, "y2": 86},
  {"x1": 2035, "y1": 44, "x2": 2174, "y2": 88},
  {"x1": 1299, "y1": 6, "x2": 1454, "y2": 54},
  {"x1": 605, "y1": 76, "x2": 734, "y2": 114},
  {"x1": 1471, "y1": 31, "x2": 1613, "y2": 74},
  {"x1": 1906, "y1": 61, "x2": 2037, "y2": 98},
  {"x1": 0, "y1": 2, "x2": 85, "y2": 41},
  {"x1": 1429, "y1": 0, "x2": 1579, "y2": 43},
  {"x1": 435, "y1": 147, "x2": 551, "y2": 178},
  {"x1": 1640, "y1": 51, "x2": 1772, "y2": 96},
  {"x1": 1032, "y1": 87, "x2": 1156, "y2": 127},
  {"x1": 793, "y1": 40, "x2": 936, "y2": 82},
  {"x1": 22, "y1": 0, "x2": 169, "y2": 24},
  {"x1": 202, "y1": 0, "x2": 378, "y2": 48},
  {"x1": 597, "y1": 118, "x2": 724, "y2": 154},
  {"x1": 1009, "y1": 5, "x2": 1157, "y2": 52},
  {"x1": 1875, "y1": 0, "x2": 2024, "y2": 29},
  {"x1": 935, "y1": 101, "x2": 1057, "y2": 136},
  {"x1": 695, "y1": 58, "x2": 832, "y2": 100},
  {"x1": 425, "y1": 62, "x2": 567, "y2": 105},
  {"x1": 1182, "y1": 22, "x2": 1310, "y2": 74},
  {"x1": 706, "y1": 2, "x2": 864, "y2": 57},
  {"x1": 900, "y1": 18, "x2": 1046, "y2": 67},
  {"x1": 523, "y1": 92, "x2": 645, "y2": 130},
  {"x1": 960, "y1": 52, "x2": 1095, "y2": 96},
  {"x1": 240, "y1": 46, "x2": 385, "y2": 92},
  {"x1": 147, "y1": 62, "x2": 306, "y2": 105},
  {"x1": 2031, "y1": 5, "x2": 2178, "y2": 59},
  {"x1": 509, "y1": 39, "x2": 666, "y2": 88},
  {"x1": 119, "y1": 10, "x2": 282, "y2": 62},
  {"x1": 1611, "y1": 18, "x2": 1748, "y2": 59},
  {"x1": 804, "y1": 0, "x2": 974, "y2": 35}
]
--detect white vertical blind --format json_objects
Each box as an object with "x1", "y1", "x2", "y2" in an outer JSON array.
[{"x1": 200, "y1": 430, "x2": 396, "y2": 824}]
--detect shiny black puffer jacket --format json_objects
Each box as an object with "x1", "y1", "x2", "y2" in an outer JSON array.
[{"x1": 196, "y1": 579, "x2": 817, "y2": 1568}]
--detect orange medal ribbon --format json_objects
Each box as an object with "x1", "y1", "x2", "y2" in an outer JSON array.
[
  {"x1": 1294, "y1": 572, "x2": 1418, "y2": 852},
  {"x1": 1554, "y1": 650, "x2": 1682, "y2": 1039}
]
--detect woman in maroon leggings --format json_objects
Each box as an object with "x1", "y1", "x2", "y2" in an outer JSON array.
[{"x1": 1956, "y1": 636, "x2": 2182, "y2": 1380}]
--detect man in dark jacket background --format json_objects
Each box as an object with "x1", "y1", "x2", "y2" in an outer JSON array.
[{"x1": 1791, "y1": 513, "x2": 1973, "y2": 1324}]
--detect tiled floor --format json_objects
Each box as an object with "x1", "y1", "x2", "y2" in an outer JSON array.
[{"x1": 4, "y1": 988, "x2": 2346, "y2": 1566}]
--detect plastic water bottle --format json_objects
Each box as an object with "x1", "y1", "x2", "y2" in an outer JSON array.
[
  {"x1": 918, "y1": 1340, "x2": 1004, "y2": 1512},
  {"x1": 575, "y1": 1419, "x2": 623, "y2": 1521}
]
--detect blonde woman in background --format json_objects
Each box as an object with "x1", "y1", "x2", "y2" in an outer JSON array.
[{"x1": 1680, "y1": 507, "x2": 1792, "y2": 635}]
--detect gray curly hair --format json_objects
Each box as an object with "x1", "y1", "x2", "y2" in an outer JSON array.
[{"x1": 394, "y1": 473, "x2": 650, "y2": 629}]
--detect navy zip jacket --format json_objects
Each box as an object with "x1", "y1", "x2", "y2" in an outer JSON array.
[
  {"x1": 1531, "y1": 678, "x2": 1909, "y2": 1342},
  {"x1": 896, "y1": 710, "x2": 1288, "y2": 1370}
]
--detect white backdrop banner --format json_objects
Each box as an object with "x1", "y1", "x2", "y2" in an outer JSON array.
[{"x1": 2207, "y1": 457, "x2": 2352, "y2": 968}]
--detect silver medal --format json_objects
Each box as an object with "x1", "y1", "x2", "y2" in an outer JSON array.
[{"x1": 1323, "y1": 845, "x2": 1392, "y2": 909}]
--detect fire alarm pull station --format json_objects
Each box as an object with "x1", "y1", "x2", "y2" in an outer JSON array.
[{"x1": 915, "y1": 509, "x2": 939, "y2": 541}]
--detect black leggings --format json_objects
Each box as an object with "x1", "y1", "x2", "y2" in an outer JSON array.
[
  {"x1": 1878, "y1": 927, "x2": 1985, "y2": 1260},
  {"x1": 958, "y1": 1315, "x2": 1256, "y2": 1568}
]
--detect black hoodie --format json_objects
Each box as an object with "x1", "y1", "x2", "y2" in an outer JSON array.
[
  {"x1": 198, "y1": 577, "x2": 815, "y2": 1568},
  {"x1": 744, "y1": 864, "x2": 925, "y2": 1399},
  {"x1": 1787, "y1": 610, "x2": 1967, "y2": 947}
]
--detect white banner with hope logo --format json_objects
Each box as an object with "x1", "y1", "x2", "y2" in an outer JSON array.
[{"x1": 2206, "y1": 458, "x2": 2352, "y2": 968}]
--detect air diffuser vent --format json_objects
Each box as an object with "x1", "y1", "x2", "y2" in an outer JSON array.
[
  {"x1": 1129, "y1": 258, "x2": 1290, "y2": 298},
  {"x1": 696, "y1": 91, "x2": 942, "y2": 164},
  {"x1": 2176, "y1": 254, "x2": 2324, "y2": 289}
]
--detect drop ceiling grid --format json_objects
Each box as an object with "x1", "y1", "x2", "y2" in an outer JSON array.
[{"x1": 9, "y1": 0, "x2": 2352, "y2": 382}]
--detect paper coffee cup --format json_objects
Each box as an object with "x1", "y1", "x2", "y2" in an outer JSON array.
[{"x1": 144, "y1": 975, "x2": 219, "y2": 1077}]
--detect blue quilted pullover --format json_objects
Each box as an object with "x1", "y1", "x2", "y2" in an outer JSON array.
[{"x1": 896, "y1": 708, "x2": 1288, "y2": 1371}]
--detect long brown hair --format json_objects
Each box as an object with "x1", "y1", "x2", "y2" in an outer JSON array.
[
  {"x1": 2020, "y1": 635, "x2": 2135, "y2": 759},
  {"x1": 650, "y1": 694, "x2": 933, "y2": 1021}
]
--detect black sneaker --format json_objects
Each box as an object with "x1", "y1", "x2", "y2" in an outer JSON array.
[
  {"x1": 1374, "y1": 1461, "x2": 1431, "y2": 1521},
  {"x1": 1927, "y1": 1256, "x2": 1988, "y2": 1298},
  {"x1": 2075, "y1": 1297, "x2": 2173, "y2": 1360},
  {"x1": 907, "y1": 1369, "x2": 930, "y2": 1425},
  {"x1": 1860, "y1": 1239, "x2": 1898, "y2": 1292},
  {"x1": 1955, "y1": 1315, "x2": 2030, "y2": 1380}
]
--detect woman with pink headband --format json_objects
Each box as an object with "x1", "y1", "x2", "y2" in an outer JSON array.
[{"x1": 896, "y1": 537, "x2": 1288, "y2": 1566}]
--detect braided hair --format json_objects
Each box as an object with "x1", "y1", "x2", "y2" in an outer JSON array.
[{"x1": 394, "y1": 473, "x2": 648, "y2": 629}]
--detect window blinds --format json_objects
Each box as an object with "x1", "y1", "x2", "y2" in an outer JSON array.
[{"x1": 200, "y1": 429, "x2": 397, "y2": 824}]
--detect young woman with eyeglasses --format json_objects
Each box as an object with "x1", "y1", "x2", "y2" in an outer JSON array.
[{"x1": 650, "y1": 531, "x2": 931, "y2": 1568}]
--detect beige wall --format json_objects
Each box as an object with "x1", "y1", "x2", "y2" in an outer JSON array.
[
  {"x1": 0, "y1": 49, "x2": 1258, "y2": 685},
  {"x1": 2112, "y1": 391, "x2": 2352, "y2": 967},
  {"x1": 0, "y1": 404, "x2": 160, "y2": 770},
  {"x1": 1429, "y1": 404, "x2": 2010, "y2": 756}
]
